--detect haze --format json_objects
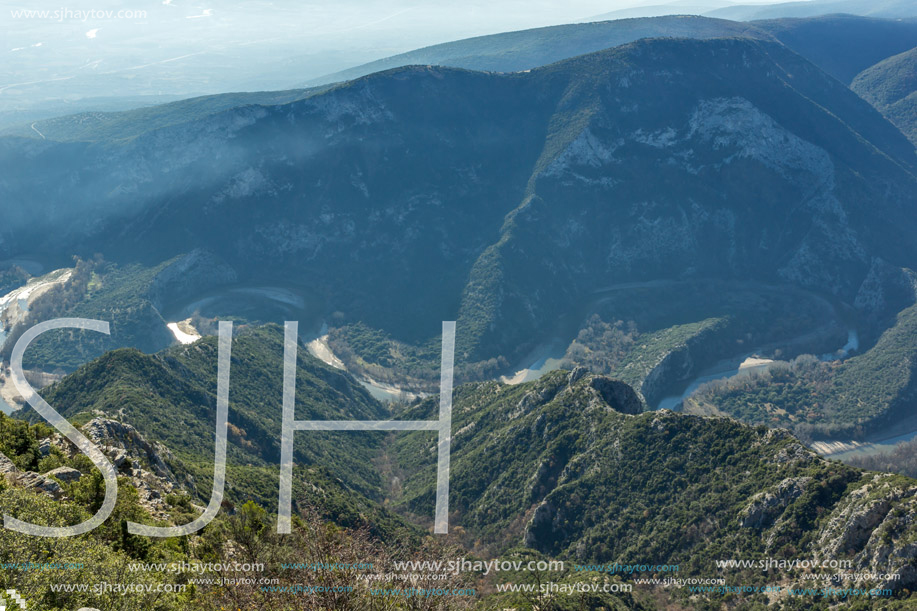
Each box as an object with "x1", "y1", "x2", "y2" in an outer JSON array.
[{"x1": 0, "y1": 0, "x2": 796, "y2": 126}]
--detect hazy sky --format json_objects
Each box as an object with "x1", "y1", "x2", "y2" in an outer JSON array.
[{"x1": 0, "y1": 0, "x2": 795, "y2": 114}]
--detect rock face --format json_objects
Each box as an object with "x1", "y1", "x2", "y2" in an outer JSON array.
[
  {"x1": 804, "y1": 475, "x2": 917, "y2": 589},
  {"x1": 815, "y1": 476, "x2": 904, "y2": 557},
  {"x1": 0, "y1": 451, "x2": 17, "y2": 477},
  {"x1": 525, "y1": 499, "x2": 562, "y2": 548},
  {"x1": 637, "y1": 320, "x2": 745, "y2": 406},
  {"x1": 731, "y1": 468, "x2": 917, "y2": 590},
  {"x1": 82, "y1": 418, "x2": 178, "y2": 484},
  {"x1": 589, "y1": 376, "x2": 643, "y2": 415},
  {"x1": 3, "y1": 420, "x2": 184, "y2": 507},
  {"x1": 514, "y1": 370, "x2": 644, "y2": 419}
]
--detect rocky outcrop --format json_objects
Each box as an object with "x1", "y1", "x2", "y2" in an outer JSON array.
[
  {"x1": 82, "y1": 418, "x2": 178, "y2": 484},
  {"x1": 802, "y1": 475, "x2": 917, "y2": 589},
  {"x1": 77, "y1": 418, "x2": 182, "y2": 518},
  {"x1": 815, "y1": 476, "x2": 903, "y2": 558},
  {"x1": 524, "y1": 499, "x2": 565, "y2": 548},
  {"x1": 638, "y1": 322, "x2": 737, "y2": 407},
  {"x1": 855, "y1": 497, "x2": 917, "y2": 589},
  {"x1": 45, "y1": 466, "x2": 82, "y2": 483},
  {"x1": 773, "y1": 441, "x2": 816, "y2": 465},
  {"x1": 740, "y1": 477, "x2": 811, "y2": 528},
  {"x1": 0, "y1": 451, "x2": 63, "y2": 499},
  {"x1": 12, "y1": 471, "x2": 62, "y2": 499},
  {"x1": 854, "y1": 258, "x2": 917, "y2": 323},
  {"x1": 511, "y1": 382, "x2": 565, "y2": 420},
  {"x1": 512, "y1": 369, "x2": 644, "y2": 419},
  {"x1": 0, "y1": 451, "x2": 17, "y2": 477}
]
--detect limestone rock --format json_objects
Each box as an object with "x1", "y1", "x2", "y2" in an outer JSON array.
[
  {"x1": 45, "y1": 466, "x2": 82, "y2": 483},
  {"x1": 740, "y1": 477, "x2": 811, "y2": 529}
]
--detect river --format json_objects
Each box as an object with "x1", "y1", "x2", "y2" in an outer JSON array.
[
  {"x1": 0, "y1": 268, "x2": 73, "y2": 414},
  {"x1": 654, "y1": 329, "x2": 859, "y2": 411},
  {"x1": 0, "y1": 273, "x2": 890, "y2": 458}
]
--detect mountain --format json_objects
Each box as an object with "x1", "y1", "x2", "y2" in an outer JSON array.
[
  {"x1": 707, "y1": 0, "x2": 917, "y2": 20},
  {"x1": 37, "y1": 325, "x2": 432, "y2": 543},
  {"x1": 452, "y1": 37, "x2": 917, "y2": 364},
  {"x1": 302, "y1": 15, "x2": 772, "y2": 86},
  {"x1": 2, "y1": 37, "x2": 916, "y2": 380},
  {"x1": 752, "y1": 14, "x2": 917, "y2": 83},
  {"x1": 852, "y1": 47, "x2": 917, "y2": 147},
  {"x1": 0, "y1": 400, "x2": 472, "y2": 611},
  {"x1": 391, "y1": 369, "x2": 917, "y2": 592}
]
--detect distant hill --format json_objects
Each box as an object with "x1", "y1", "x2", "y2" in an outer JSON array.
[
  {"x1": 11, "y1": 14, "x2": 916, "y2": 145},
  {"x1": 302, "y1": 15, "x2": 771, "y2": 86},
  {"x1": 302, "y1": 12, "x2": 917, "y2": 93},
  {"x1": 587, "y1": 0, "x2": 735, "y2": 21},
  {"x1": 707, "y1": 0, "x2": 917, "y2": 20},
  {"x1": 852, "y1": 47, "x2": 917, "y2": 147},
  {"x1": 583, "y1": 0, "x2": 917, "y2": 20},
  {"x1": 0, "y1": 87, "x2": 332, "y2": 143}
]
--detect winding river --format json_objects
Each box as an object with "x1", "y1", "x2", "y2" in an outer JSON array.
[
  {"x1": 654, "y1": 328, "x2": 859, "y2": 411},
  {"x1": 1, "y1": 273, "x2": 904, "y2": 461}
]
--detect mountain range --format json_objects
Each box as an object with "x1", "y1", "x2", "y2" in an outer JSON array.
[{"x1": 2, "y1": 34, "x2": 916, "y2": 402}]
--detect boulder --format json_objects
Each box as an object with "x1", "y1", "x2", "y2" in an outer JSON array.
[
  {"x1": 14, "y1": 471, "x2": 62, "y2": 499},
  {"x1": 45, "y1": 466, "x2": 82, "y2": 483}
]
